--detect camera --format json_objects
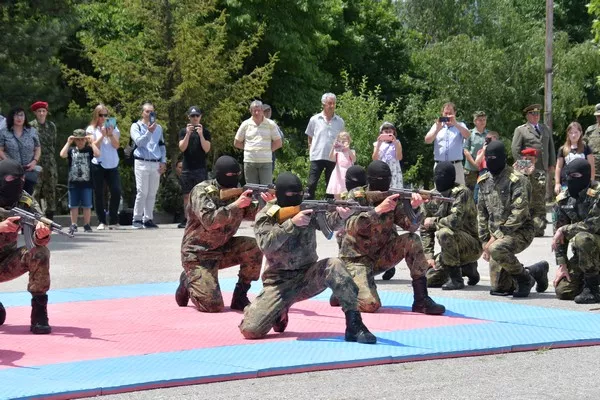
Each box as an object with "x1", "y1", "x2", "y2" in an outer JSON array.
[
  {"x1": 484, "y1": 136, "x2": 492, "y2": 145},
  {"x1": 439, "y1": 116, "x2": 450, "y2": 123}
]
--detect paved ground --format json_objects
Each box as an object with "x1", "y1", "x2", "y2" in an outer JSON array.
[{"x1": 2, "y1": 215, "x2": 597, "y2": 400}]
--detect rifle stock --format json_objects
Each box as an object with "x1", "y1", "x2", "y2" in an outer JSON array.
[{"x1": 220, "y1": 184, "x2": 276, "y2": 203}]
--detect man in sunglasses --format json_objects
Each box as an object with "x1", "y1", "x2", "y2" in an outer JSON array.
[{"x1": 511, "y1": 104, "x2": 556, "y2": 237}]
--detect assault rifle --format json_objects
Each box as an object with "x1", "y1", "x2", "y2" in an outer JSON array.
[
  {"x1": 277, "y1": 199, "x2": 373, "y2": 240},
  {"x1": 220, "y1": 183, "x2": 276, "y2": 207},
  {"x1": 363, "y1": 188, "x2": 454, "y2": 224},
  {"x1": 0, "y1": 207, "x2": 74, "y2": 250}
]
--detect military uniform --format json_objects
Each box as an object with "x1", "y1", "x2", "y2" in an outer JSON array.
[
  {"x1": 422, "y1": 184, "x2": 482, "y2": 287},
  {"x1": 239, "y1": 201, "x2": 359, "y2": 338},
  {"x1": 553, "y1": 182, "x2": 600, "y2": 300},
  {"x1": 337, "y1": 187, "x2": 429, "y2": 312},
  {"x1": 180, "y1": 179, "x2": 262, "y2": 312},
  {"x1": 513, "y1": 162, "x2": 547, "y2": 237},
  {"x1": 478, "y1": 167, "x2": 534, "y2": 293},
  {"x1": 0, "y1": 192, "x2": 51, "y2": 294},
  {"x1": 584, "y1": 123, "x2": 600, "y2": 181},
  {"x1": 30, "y1": 120, "x2": 57, "y2": 217}
]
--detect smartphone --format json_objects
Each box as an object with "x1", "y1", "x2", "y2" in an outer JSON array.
[
  {"x1": 484, "y1": 136, "x2": 492, "y2": 145},
  {"x1": 439, "y1": 116, "x2": 450, "y2": 123},
  {"x1": 516, "y1": 159, "x2": 532, "y2": 169},
  {"x1": 104, "y1": 117, "x2": 117, "y2": 129},
  {"x1": 149, "y1": 112, "x2": 156, "y2": 125}
]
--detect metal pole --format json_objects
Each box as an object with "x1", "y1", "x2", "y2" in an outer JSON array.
[{"x1": 544, "y1": 0, "x2": 553, "y2": 131}]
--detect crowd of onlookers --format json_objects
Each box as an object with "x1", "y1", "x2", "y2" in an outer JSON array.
[{"x1": 1, "y1": 94, "x2": 600, "y2": 233}]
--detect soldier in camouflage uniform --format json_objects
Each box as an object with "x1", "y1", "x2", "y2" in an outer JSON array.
[
  {"x1": 584, "y1": 103, "x2": 600, "y2": 182},
  {"x1": 552, "y1": 159, "x2": 600, "y2": 303},
  {"x1": 513, "y1": 147, "x2": 547, "y2": 236},
  {"x1": 0, "y1": 159, "x2": 52, "y2": 334},
  {"x1": 29, "y1": 102, "x2": 57, "y2": 220},
  {"x1": 336, "y1": 160, "x2": 446, "y2": 315},
  {"x1": 174, "y1": 156, "x2": 263, "y2": 313},
  {"x1": 478, "y1": 141, "x2": 549, "y2": 297},
  {"x1": 423, "y1": 162, "x2": 482, "y2": 290},
  {"x1": 239, "y1": 172, "x2": 376, "y2": 344}
]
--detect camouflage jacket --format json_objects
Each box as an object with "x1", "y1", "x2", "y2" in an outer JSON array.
[
  {"x1": 584, "y1": 123, "x2": 600, "y2": 179},
  {"x1": 255, "y1": 201, "x2": 343, "y2": 271},
  {"x1": 29, "y1": 120, "x2": 57, "y2": 169},
  {"x1": 554, "y1": 181, "x2": 600, "y2": 265},
  {"x1": 420, "y1": 184, "x2": 479, "y2": 259},
  {"x1": 0, "y1": 192, "x2": 49, "y2": 258},
  {"x1": 477, "y1": 166, "x2": 533, "y2": 243},
  {"x1": 181, "y1": 179, "x2": 258, "y2": 263},
  {"x1": 339, "y1": 186, "x2": 422, "y2": 259}
]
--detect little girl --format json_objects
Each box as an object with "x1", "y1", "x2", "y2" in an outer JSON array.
[
  {"x1": 326, "y1": 131, "x2": 356, "y2": 198},
  {"x1": 372, "y1": 122, "x2": 403, "y2": 188}
]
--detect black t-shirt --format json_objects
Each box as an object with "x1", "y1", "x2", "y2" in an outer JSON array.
[
  {"x1": 178, "y1": 127, "x2": 212, "y2": 171},
  {"x1": 67, "y1": 145, "x2": 94, "y2": 188}
]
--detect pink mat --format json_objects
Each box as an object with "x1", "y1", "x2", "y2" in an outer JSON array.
[{"x1": 0, "y1": 294, "x2": 484, "y2": 369}]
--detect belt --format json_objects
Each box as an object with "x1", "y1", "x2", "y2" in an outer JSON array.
[
  {"x1": 435, "y1": 160, "x2": 462, "y2": 164},
  {"x1": 134, "y1": 157, "x2": 161, "y2": 163}
]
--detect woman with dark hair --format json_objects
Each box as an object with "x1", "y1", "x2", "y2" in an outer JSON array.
[{"x1": 0, "y1": 107, "x2": 41, "y2": 194}]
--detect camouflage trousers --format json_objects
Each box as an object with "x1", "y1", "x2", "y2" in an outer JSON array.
[
  {"x1": 341, "y1": 232, "x2": 429, "y2": 313},
  {"x1": 239, "y1": 258, "x2": 358, "y2": 339},
  {"x1": 531, "y1": 172, "x2": 547, "y2": 236},
  {"x1": 555, "y1": 232, "x2": 600, "y2": 300},
  {"x1": 425, "y1": 228, "x2": 483, "y2": 287},
  {"x1": 0, "y1": 246, "x2": 50, "y2": 294},
  {"x1": 489, "y1": 227, "x2": 534, "y2": 293},
  {"x1": 183, "y1": 236, "x2": 262, "y2": 313},
  {"x1": 33, "y1": 162, "x2": 57, "y2": 213}
]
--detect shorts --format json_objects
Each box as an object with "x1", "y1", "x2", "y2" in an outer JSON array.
[
  {"x1": 181, "y1": 168, "x2": 207, "y2": 194},
  {"x1": 68, "y1": 187, "x2": 93, "y2": 208}
]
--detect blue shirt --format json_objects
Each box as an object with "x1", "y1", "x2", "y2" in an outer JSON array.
[
  {"x1": 130, "y1": 121, "x2": 166, "y2": 163},
  {"x1": 431, "y1": 122, "x2": 467, "y2": 162}
]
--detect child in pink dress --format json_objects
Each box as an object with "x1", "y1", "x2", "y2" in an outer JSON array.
[{"x1": 326, "y1": 131, "x2": 356, "y2": 199}]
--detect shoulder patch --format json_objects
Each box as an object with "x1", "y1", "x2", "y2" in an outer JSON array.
[
  {"x1": 205, "y1": 185, "x2": 218, "y2": 194},
  {"x1": 266, "y1": 204, "x2": 281, "y2": 217},
  {"x1": 451, "y1": 186, "x2": 461, "y2": 195},
  {"x1": 556, "y1": 191, "x2": 568, "y2": 202},
  {"x1": 477, "y1": 172, "x2": 490, "y2": 183},
  {"x1": 587, "y1": 188, "x2": 597, "y2": 198},
  {"x1": 19, "y1": 194, "x2": 33, "y2": 207},
  {"x1": 509, "y1": 173, "x2": 519, "y2": 183}
]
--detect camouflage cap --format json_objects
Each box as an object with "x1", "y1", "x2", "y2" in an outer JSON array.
[
  {"x1": 473, "y1": 110, "x2": 486, "y2": 119},
  {"x1": 72, "y1": 129, "x2": 86, "y2": 138}
]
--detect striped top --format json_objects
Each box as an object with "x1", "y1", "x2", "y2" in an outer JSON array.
[{"x1": 235, "y1": 117, "x2": 281, "y2": 163}]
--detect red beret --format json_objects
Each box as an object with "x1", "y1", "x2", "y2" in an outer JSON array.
[
  {"x1": 521, "y1": 147, "x2": 538, "y2": 157},
  {"x1": 30, "y1": 101, "x2": 48, "y2": 112}
]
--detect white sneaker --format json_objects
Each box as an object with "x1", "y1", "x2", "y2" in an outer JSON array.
[{"x1": 97, "y1": 223, "x2": 107, "y2": 230}]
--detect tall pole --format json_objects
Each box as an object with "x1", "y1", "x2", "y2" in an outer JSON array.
[{"x1": 544, "y1": 0, "x2": 554, "y2": 131}]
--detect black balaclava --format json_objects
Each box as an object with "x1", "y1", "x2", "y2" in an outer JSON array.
[
  {"x1": 213, "y1": 155, "x2": 240, "y2": 188},
  {"x1": 275, "y1": 172, "x2": 303, "y2": 207},
  {"x1": 0, "y1": 159, "x2": 24, "y2": 207},
  {"x1": 485, "y1": 141, "x2": 507, "y2": 176},
  {"x1": 367, "y1": 161, "x2": 392, "y2": 192},
  {"x1": 345, "y1": 166, "x2": 367, "y2": 191},
  {"x1": 566, "y1": 158, "x2": 591, "y2": 197},
  {"x1": 434, "y1": 161, "x2": 456, "y2": 193}
]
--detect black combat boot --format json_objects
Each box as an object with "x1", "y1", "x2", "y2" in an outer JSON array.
[
  {"x1": 512, "y1": 269, "x2": 535, "y2": 298},
  {"x1": 344, "y1": 310, "x2": 377, "y2": 344},
  {"x1": 381, "y1": 267, "x2": 396, "y2": 281},
  {"x1": 525, "y1": 261, "x2": 549, "y2": 293},
  {"x1": 441, "y1": 266, "x2": 465, "y2": 290},
  {"x1": 574, "y1": 275, "x2": 600, "y2": 304},
  {"x1": 175, "y1": 271, "x2": 190, "y2": 307},
  {"x1": 272, "y1": 308, "x2": 289, "y2": 333},
  {"x1": 461, "y1": 262, "x2": 480, "y2": 286},
  {"x1": 411, "y1": 276, "x2": 446, "y2": 315},
  {"x1": 230, "y1": 280, "x2": 252, "y2": 311},
  {"x1": 329, "y1": 294, "x2": 341, "y2": 307},
  {"x1": 30, "y1": 295, "x2": 51, "y2": 334},
  {"x1": 0, "y1": 301, "x2": 5, "y2": 326}
]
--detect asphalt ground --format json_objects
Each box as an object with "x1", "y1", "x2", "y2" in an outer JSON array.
[{"x1": 2, "y1": 214, "x2": 598, "y2": 400}]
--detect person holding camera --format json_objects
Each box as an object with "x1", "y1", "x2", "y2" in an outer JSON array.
[
  {"x1": 178, "y1": 106, "x2": 211, "y2": 228},
  {"x1": 463, "y1": 111, "x2": 488, "y2": 193},
  {"x1": 130, "y1": 102, "x2": 166, "y2": 229},
  {"x1": 59, "y1": 129, "x2": 100, "y2": 233},
  {"x1": 424, "y1": 102, "x2": 471, "y2": 185},
  {"x1": 372, "y1": 122, "x2": 403, "y2": 189}
]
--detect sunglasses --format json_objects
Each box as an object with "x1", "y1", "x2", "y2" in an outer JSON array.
[{"x1": 99, "y1": 113, "x2": 109, "y2": 117}]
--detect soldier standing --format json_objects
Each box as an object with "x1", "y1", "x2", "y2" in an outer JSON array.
[
  {"x1": 239, "y1": 172, "x2": 376, "y2": 344},
  {"x1": 478, "y1": 141, "x2": 549, "y2": 297},
  {"x1": 423, "y1": 162, "x2": 482, "y2": 290},
  {"x1": 336, "y1": 160, "x2": 446, "y2": 315},
  {"x1": 511, "y1": 104, "x2": 556, "y2": 236},
  {"x1": 174, "y1": 156, "x2": 263, "y2": 313},
  {"x1": 552, "y1": 159, "x2": 600, "y2": 303},
  {"x1": 584, "y1": 103, "x2": 600, "y2": 182},
  {"x1": 513, "y1": 147, "x2": 547, "y2": 236},
  {"x1": 30, "y1": 101, "x2": 57, "y2": 220},
  {"x1": 0, "y1": 159, "x2": 52, "y2": 334}
]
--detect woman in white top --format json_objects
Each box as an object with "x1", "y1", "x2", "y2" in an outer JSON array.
[
  {"x1": 372, "y1": 122, "x2": 403, "y2": 188},
  {"x1": 86, "y1": 104, "x2": 122, "y2": 230}
]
